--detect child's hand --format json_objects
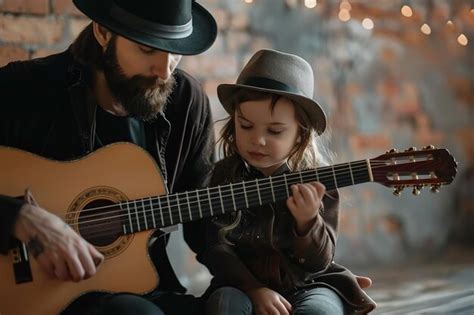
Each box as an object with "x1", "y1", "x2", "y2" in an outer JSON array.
[
  {"x1": 287, "y1": 182, "x2": 325, "y2": 235},
  {"x1": 247, "y1": 287, "x2": 292, "y2": 315}
]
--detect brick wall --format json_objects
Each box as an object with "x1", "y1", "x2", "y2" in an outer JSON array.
[{"x1": 1, "y1": 0, "x2": 473, "y2": 270}]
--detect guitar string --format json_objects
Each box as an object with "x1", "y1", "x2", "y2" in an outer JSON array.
[
  {"x1": 64, "y1": 160, "x2": 399, "y2": 217},
  {"x1": 67, "y1": 164, "x2": 437, "y2": 239},
  {"x1": 66, "y1": 161, "x2": 433, "y2": 231},
  {"x1": 72, "y1": 165, "x2": 374, "y2": 237},
  {"x1": 66, "y1": 161, "x2": 377, "y2": 220}
]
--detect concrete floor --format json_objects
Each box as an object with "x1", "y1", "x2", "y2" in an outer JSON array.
[{"x1": 361, "y1": 246, "x2": 474, "y2": 314}]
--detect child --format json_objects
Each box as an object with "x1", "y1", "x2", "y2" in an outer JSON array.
[{"x1": 199, "y1": 49, "x2": 376, "y2": 315}]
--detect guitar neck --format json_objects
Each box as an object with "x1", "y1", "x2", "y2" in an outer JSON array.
[{"x1": 119, "y1": 159, "x2": 372, "y2": 235}]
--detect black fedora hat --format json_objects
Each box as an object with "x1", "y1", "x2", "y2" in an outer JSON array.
[
  {"x1": 73, "y1": 0, "x2": 217, "y2": 55},
  {"x1": 218, "y1": 49, "x2": 327, "y2": 135}
]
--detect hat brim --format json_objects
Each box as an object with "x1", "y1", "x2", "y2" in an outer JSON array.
[
  {"x1": 218, "y1": 84, "x2": 327, "y2": 135},
  {"x1": 73, "y1": 0, "x2": 217, "y2": 55}
]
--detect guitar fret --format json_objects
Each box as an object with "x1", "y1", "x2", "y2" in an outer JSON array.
[
  {"x1": 299, "y1": 171, "x2": 303, "y2": 184},
  {"x1": 283, "y1": 174, "x2": 289, "y2": 197},
  {"x1": 126, "y1": 201, "x2": 134, "y2": 233},
  {"x1": 141, "y1": 199, "x2": 148, "y2": 230},
  {"x1": 158, "y1": 196, "x2": 164, "y2": 227},
  {"x1": 256, "y1": 179, "x2": 262, "y2": 205},
  {"x1": 230, "y1": 183, "x2": 237, "y2": 211},
  {"x1": 176, "y1": 193, "x2": 182, "y2": 223},
  {"x1": 135, "y1": 200, "x2": 142, "y2": 231},
  {"x1": 149, "y1": 197, "x2": 156, "y2": 228},
  {"x1": 218, "y1": 185, "x2": 225, "y2": 214},
  {"x1": 332, "y1": 165, "x2": 338, "y2": 188},
  {"x1": 196, "y1": 190, "x2": 203, "y2": 218},
  {"x1": 186, "y1": 191, "x2": 193, "y2": 221},
  {"x1": 315, "y1": 169, "x2": 319, "y2": 182},
  {"x1": 270, "y1": 176, "x2": 276, "y2": 202},
  {"x1": 348, "y1": 162, "x2": 355, "y2": 185},
  {"x1": 207, "y1": 187, "x2": 213, "y2": 216},
  {"x1": 166, "y1": 195, "x2": 173, "y2": 225},
  {"x1": 243, "y1": 181, "x2": 249, "y2": 208}
]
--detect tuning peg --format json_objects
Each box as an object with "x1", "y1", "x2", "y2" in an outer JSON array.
[
  {"x1": 393, "y1": 186, "x2": 404, "y2": 196},
  {"x1": 423, "y1": 145, "x2": 436, "y2": 150},
  {"x1": 405, "y1": 147, "x2": 417, "y2": 152},
  {"x1": 430, "y1": 184, "x2": 441, "y2": 193},
  {"x1": 412, "y1": 185, "x2": 422, "y2": 195},
  {"x1": 386, "y1": 148, "x2": 398, "y2": 153}
]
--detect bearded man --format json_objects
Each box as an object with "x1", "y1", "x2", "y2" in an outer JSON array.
[{"x1": 0, "y1": 1, "x2": 217, "y2": 314}]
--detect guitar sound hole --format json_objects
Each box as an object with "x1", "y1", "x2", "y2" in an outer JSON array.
[{"x1": 78, "y1": 199, "x2": 123, "y2": 246}]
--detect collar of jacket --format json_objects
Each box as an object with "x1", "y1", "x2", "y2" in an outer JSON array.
[{"x1": 241, "y1": 156, "x2": 291, "y2": 178}]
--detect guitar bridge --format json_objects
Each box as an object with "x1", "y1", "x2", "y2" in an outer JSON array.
[{"x1": 10, "y1": 240, "x2": 33, "y2": 284}]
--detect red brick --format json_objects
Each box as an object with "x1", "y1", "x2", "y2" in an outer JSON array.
[
  {"x1": 0, "y1": 0, "x2": 48, "y2": 15},
  {"x1": 0, "y1": 15, "x2": 65, "y2": 45},
  {"x1": 0, "y1": 45, "x2": 29, "y2": 67},
  {"x1": 52, "y1": 0, "x2": 84, "y2": 17}
]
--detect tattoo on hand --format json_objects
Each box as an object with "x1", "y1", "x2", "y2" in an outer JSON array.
[{"x1": 27, "y1": 237, "x2": 44, "y2": 258}]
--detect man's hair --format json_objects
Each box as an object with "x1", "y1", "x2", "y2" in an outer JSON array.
[{"x1": 70, "y1": 23, "x2": 109, "y2": 69}]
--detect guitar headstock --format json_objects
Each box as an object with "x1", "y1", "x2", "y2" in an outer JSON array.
[{"x1": 370, "y1": 145, "x2": 457, "y2": 196}]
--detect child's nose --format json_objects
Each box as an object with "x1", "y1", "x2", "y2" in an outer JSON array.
[{"x1": 252, "y1": 134, "x2": 266, "y2": 146}]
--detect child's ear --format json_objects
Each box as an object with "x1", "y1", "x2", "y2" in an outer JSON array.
[{"x1": 296, "y1": 135, "x2": 301, "y2": 144}]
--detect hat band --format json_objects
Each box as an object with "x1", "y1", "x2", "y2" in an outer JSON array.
[
  {"x1": 110, "y1": 4, "x2": 193, "y2": 39},
  {"x1": 241, "y1": 76, "x2": 303, "y2": 96}
]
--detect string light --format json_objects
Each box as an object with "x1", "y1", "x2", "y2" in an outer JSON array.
[
  {"x1": 457, "y1": 34, "x2": 468, "y2": 46},
  {"x1": 362, "y1": 18, "x2": 374, "y2": 30},
  {"x1": 340, "y1": 0, "x2": 351, "y2": 11},
  {"x1": 244, "y1": 0, "x2": 253, "y2": 3},
  {"x1": 338, "y1": 9, "x2": 351, "y2": 22},
  {"x1": 304, "y1": 0, "x2": 317, "y2": 9},
  {"x1": 401, "y1": 5, "x2": 413, "y2": 17},
  {"x1": 420, "y1": 23, "x2": 431, "y2": 35}
]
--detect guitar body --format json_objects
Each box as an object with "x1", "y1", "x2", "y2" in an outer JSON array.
[{"x1": 0, "y1": 143, "x2": 166, "y2": 315}]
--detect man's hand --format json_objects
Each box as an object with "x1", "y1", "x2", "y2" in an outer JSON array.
[
  {"x1": 13, "y1": 193, "x2": 104, "y2": 282},
  {"x1": 247, "y1": 287, "x2": 292, "y2": 315}
]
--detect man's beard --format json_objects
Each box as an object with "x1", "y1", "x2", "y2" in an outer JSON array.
[{"x1": 101, "y1": 39, "x2": 176, "y2": 121}]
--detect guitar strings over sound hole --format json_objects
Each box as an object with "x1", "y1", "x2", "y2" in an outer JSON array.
[{"x1": 78, "y1": 199, "x2": 123, "y2": 246}]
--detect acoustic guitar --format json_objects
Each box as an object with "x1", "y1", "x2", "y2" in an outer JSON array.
[{"x1": 0, "y1": 143, "x2": 457, "y2": 314}]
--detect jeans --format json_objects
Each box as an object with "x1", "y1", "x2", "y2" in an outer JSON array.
[
  {"x1": 63, "y1": 291, "x2": 202, "y2": 315},
  {"x1": 205, "y1": 286, "x2": 345, "y2": 315}
]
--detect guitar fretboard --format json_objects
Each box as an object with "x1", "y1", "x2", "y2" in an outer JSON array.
[{"x1": 116, "y1": 160, "x2": 371, "y2": 235}]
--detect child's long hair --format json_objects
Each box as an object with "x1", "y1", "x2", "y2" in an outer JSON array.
[
  {"x1": 216, "y1": 89, "x2": 333, "y2": 244},
  {"x1": 217, "y1": 89, "x2": 331, "y2": 170}
]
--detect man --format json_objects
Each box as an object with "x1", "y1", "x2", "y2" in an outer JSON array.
[{"x1": 0, "y1": 0, "x2": 216, "y2": 314}]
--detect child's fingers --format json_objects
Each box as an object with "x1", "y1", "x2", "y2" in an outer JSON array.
[
  {"x1": 291, "y1": 185, "x2": 304, "y2": 205},
  {"x1": 280, "y1": 295, "x2": 293, "y2": 312},
  {"x1": 310, "y1": 182, "x2": 326, "y2": 198}
]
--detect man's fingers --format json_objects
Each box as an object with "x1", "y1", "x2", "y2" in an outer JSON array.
[
  {"x1": 52, "y1": 256, "x2": 71, "y2": 281},
  {"x1": 66, "y1": 255, "x2": 86, "y2": 282}
]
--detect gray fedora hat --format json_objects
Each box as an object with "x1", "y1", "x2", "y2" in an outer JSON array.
[
  {"x1": 73, "y1": 0, "x2": 217, "y2": 55},
  {"x1": 218, "y1": 49, "x2": 327, "y2": 134}
]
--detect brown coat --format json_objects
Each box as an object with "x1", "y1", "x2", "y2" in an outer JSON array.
[{"x1": 198, "y1": 155, "x2": 376, "y2": 314}]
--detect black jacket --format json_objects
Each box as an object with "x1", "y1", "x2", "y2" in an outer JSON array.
[
  {"x1": 199, "y1": 156, "x2": 376, "y2": 314},
  {"x1": 0, "y1": 49, "x2": 215, "y2": 292}
]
